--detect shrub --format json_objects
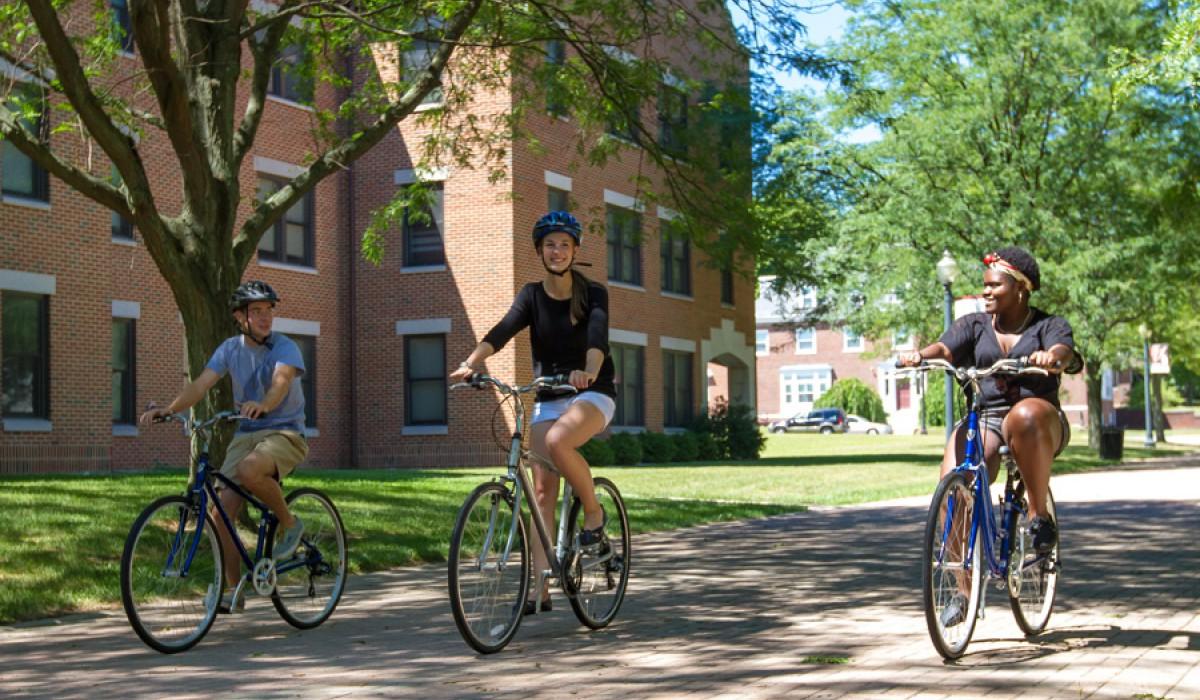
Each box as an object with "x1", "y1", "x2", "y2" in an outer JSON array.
[
  {"x1": 671, "y1": 431, "x2": 699, "y2": 461},
  {"x1": 922, "y1": 369, "x2": 967, "y2": 427},
  {"x1": 693, "y1": 398, "x2": 764, "y2": 460},
  {"x1": 639, "y1": 431, "x2": 676, "y2": 464},
  {"x1": 607, "y1": 432, "x2": 643, "y2": 465},
  {"x1": 578, "y1": 438, "x2": 615, "y2": 467},
  {"x1": 814, "y1": 378, "x2": 887, "y2": 423},
  {"x1": 693, "y1": 431, "x2": 720, "y2": 460}
]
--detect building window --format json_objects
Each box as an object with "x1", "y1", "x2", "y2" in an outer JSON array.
[
  {"x1": 257, "y1": 178, "x2": 314, "y2": 267},
  {"x1": 607, "y1": 102, "x2": 639, "y2": 143},
  {"x1": 2, "y1": 293, "x2": 50, "y2": 418},
  {"x1": 1, "y1": 92, "x2": 50, "y2": 203},
  {"x1": 547, "y1": 186, "x2": 569, "y2": 213},
  {"x1": 111, "y1": 166, "x2": 134, "y2": 240},
  {"x1": 403, "y1": 38, "x2": 443, "y2": 105},
  {"x1": 405, "y1": 334, "x2": 446, "y2": 425},
  {"x1": 111, "y1": 318, "x2": 135, "y2": 424},
  {"x1": 403, "y1": 183, "x2": 445, "y2": 267},
  {"x1": 843, "y1": 328, "x2": 863, "y2": 352},
  {"x1": 756, "y1": 329, "x2": 768, "y2": 356},
  {"x1": 663, "y1": 350, "x2": 693, "y2": 428},
  {"x1": 660, "y1": 222, "x2": 690, "y2": 296},
  {"x1": 291, "y1": 334, "x2": 318, "y2": 429},
  {"x1": 798, "y1": 287, "x2": 818, "y2": 309},
  {"x1": 611, "y1": 343, "x2": 644, "y2": 426},
  {"x1": 721, "y1": 267, "x2": 734, "y2": 305},
  {"x1": 110, "y1": 0, "x2": 134, "y2": 52},
  {"x1": 794, "y1": 327, "x2": 815, "y2": 354},
  {"x1": 545, "y1": 39, "x2": 567, "y2": 116},
  {"x1": 893, "y1": 330, "x2": 913, "y2": 351},
  {"x1": 606, "y1": 205, "x2": 641, "y2": 285},
  {"x1": 780, "y1": 368, "x2": 831, "y2": 413},
  {"x1": 658, "y1": 84, "x2": 687, "y2": 158},
  {"x1": 269, "y1": 44, "x2": 313, "y2": 104}
]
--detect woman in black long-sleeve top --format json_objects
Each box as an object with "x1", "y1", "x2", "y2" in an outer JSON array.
[{"x1": 449, "y1": 211, "x2": 616, "y2": 615}]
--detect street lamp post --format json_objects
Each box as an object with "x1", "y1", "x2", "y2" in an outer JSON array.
[
  {"x1": 936, "y1": 250, "x2": 959, "y2": 440},
  {"x1": 1139, "y1": 323, "x2": 1155, "y2": 449}
]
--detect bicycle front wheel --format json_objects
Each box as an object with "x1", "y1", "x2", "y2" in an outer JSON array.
[
  {"x1": 923, "y1": 472, "x2": 982, "y2": 660},
  {"x1": 447, "y1": 481, "x2": 529, "y2": 654},
  {"x1": 272, "y1": 488, "x2": 348, "y2": 629},
  {"x1": 1008, "y1": 486, "x2": 1059, "y2": 636},
  {"x1": 565, "y1": 477, "x2": 631, "y2": 629},
  {"x1": 121, "y1": 495, "x2": 224, "y2": 654}
]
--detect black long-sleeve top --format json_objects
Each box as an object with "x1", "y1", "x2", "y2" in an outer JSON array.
[{"x1": 482, "y1": 281, "x2": 617, "y2": 401}]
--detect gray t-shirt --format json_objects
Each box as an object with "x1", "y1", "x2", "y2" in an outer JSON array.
[{"x1": 205, "y1": 334, "x2": 306, "y2": 433}]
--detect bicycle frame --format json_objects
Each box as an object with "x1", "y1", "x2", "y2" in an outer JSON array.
[
  {"x1": 458, "y1": 376, "x2": 580, "y2": 590},
  {"x1": 164, "y1": 413, "x2": 308, "y2": 585}
]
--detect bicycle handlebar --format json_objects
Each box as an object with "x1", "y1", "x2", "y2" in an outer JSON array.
[
  {"x1": 450, "y1": 373, "x2": 577, "y2": 396},
  {"x1": 894, "y1": 357, "x2": 1054, "y2": 381},
  {"x1": 152, "y1": 410, "x2": 244, "y2": 436}
]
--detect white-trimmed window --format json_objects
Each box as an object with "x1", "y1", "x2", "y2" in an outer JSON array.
[
  {"x1": 256, "y1": 178, "x2": 314, "y2": 267},
  {"x1": 403, "y1": 183, "x2": 445, "y2": 267},
  {"x1": 756, "y1": 329, "x2": 768, "y2": 355},
  {"x1": 794, "y1": 328, "x2": 815, "y2": 354},
  {"x1": 798, "y1": 287, "x2": 818, "y2": 309},
  {"x1": 893, "y1": 330, "x2": 913, "y2": 351},
  {"x1": 780, "y1": 367, "x2": 832, "y2": 414},
  {"x1": 2, "y1": 292, "x2": 50, "y2": 419},
  {"x1": 843, "y1": 328, "x2": 863, "y2": 352}
]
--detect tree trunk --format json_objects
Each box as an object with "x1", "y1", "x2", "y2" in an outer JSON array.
[
  {"x1": 175, "y1": 279, "x2": 239, "y2": 484},
  {"x1": 1085, "y1": 357, "x2": 1104, "y2": 451},
  {"x1": 1152, "y1": 374, "x2": 1167, "y2": 443}
]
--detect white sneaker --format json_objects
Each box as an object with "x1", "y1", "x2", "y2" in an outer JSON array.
[{"x1": 275, "y1": 517, "x2": 305, "y2": 559}]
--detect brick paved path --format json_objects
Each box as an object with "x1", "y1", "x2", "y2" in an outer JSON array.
[{"x1": 2, "y1": 464, "x2": 1197, "y2": 699}]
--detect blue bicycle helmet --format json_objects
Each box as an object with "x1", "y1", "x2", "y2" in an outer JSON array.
[{"x1": 532, "y1": 210, "x2": 582, "y2": 245}]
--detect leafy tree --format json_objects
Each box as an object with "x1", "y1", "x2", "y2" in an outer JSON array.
[
  {"x1": 763, "y1": 0, "x2": 1200, "y2": 450},
  {"x1": 0, "y1": 0, "x2": 822, "y2": 464},
  {"x1": 813, "y1": 377, "x2": 886, "y2": 423}
]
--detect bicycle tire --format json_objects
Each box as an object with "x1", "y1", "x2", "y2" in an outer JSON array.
[
  {"x1": 272, "y1": 488, "x2": 348, "y2": 629},
  {"x1": 922, "y1": 471, "x2": 983, "y2": 660},
  {"x1": 564, "y1": 477, "x2": 631, "y2": 629},
  {"x1": 121, "y1": 495, "x2": 224, "y2": 654},
  {"x1": 447, "y1": 481, "x2": 529, "y2": 654},
  {"x1": 1008, "y1": 486, "x2": 1059, "y2": 636}
]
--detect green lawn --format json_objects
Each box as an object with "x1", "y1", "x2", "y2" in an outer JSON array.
[{"x1": 0, "y1": 429, "x2": 1189, "y2": 623}]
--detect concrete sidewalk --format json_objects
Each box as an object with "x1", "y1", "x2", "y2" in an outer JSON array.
[{"x1": 2, "y1": 463, "x2": 1197, "y2": 699}]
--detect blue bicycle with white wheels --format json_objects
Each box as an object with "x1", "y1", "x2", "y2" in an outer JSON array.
[{"x1": 898, "y1": 358, "x2": 1061, "y2": 660}]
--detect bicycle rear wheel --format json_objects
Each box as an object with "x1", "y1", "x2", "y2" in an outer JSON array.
[
  {"x1": 1008, "y1": 486, "x2": 1059, "y2": 636},
  {"x1": 121, "y1": 495, "x2": 224, "y2": 654},
  {"x1": 923, "y1": 472, "x2": 982, "y2": 660},
  {"x1": 448, "y1": 481, "x2": 529, "y2": 654},
  {"x1": 272, "y1": 488, "x2": 348, "y2": 629},
  {"x1": 564, "y1": 477, "x2": 631, "y2": 629}
]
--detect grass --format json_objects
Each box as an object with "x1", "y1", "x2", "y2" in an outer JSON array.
[{"x1": 0, "y1": 429, "x2": 1191, "y2": 624}]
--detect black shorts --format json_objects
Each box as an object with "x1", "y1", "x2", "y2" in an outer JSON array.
[{"x1": 957, "y1": 404, "x2": 1071, "y2": 457}]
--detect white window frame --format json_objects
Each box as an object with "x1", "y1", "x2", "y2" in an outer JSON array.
[{"x1": 794, "y1": 327, "x2": 816, "y2": 355}]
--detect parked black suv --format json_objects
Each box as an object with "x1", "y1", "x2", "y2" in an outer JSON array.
[{"x1": 769, "y1": 408, "x2": 849, "y2": 434}]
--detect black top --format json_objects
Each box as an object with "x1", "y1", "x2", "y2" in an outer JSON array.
[
  {"x1": 482, "y1": 281, "x2": 617, "y2": 401},
  {"x1": 939, "y1": 309, "x2": 1080, "y2": 410}
]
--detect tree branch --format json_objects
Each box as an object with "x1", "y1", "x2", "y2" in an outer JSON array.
[{"x1": 232, "y1": 0, "x2": 486, "y2": 266}]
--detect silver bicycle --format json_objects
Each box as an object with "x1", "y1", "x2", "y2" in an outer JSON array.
[{"x1": 446, "y1": 373, "x2": 631, "y2": 654}]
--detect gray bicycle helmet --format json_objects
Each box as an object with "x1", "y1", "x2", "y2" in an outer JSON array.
[{"x1": 229, "y1": 280, "x2": 280, "y2": 311}]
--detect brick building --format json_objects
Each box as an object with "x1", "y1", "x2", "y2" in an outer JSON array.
[{"x1": 0, "y1": 4, "x2": 754, "y2": 473}]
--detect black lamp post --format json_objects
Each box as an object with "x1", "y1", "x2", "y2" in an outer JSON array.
[
  {"x1": 936, "y1": 250, "x2": 959, "y2": 439},
  {"x1": 1139, "y1": 323, "x2": 1155, "y2": 449}
]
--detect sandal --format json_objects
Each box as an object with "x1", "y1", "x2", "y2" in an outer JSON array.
[{"x1": 522, "y1": 597, "x2": 553, "y2": 616}]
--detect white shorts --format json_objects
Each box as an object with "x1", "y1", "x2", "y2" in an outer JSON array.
[{"x1": 531, "y1": 392, "x2": 616, "y2": 428}]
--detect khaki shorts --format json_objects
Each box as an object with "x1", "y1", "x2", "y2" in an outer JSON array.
[{"x1": 220, "y1": 429, "x2": 308, "y2": 486}]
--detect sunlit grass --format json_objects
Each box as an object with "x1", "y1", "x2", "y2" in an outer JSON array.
[{"x1": 0, "y1": 429, "x2": 1189, "y2": 623}]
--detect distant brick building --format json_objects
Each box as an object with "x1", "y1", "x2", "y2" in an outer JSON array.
[
  {"x1": 0, "y1": 3, "x2": 754, "y2": 473},
  {"x1": 755, "y1": 280, "x2": 1090, "y2": 433}
]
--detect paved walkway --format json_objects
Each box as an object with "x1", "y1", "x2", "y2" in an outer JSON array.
[{"x1": 2, "y1": 461, "x2": 1198, "y2": 699}]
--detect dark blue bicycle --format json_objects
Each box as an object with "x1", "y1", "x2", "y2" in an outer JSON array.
[
  {"x1": 120, "y1": 411, "x2": 347, "y2": 653},
  {"x1": 899, "y1": 358, "x2": 1061, "y2": 660}
]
